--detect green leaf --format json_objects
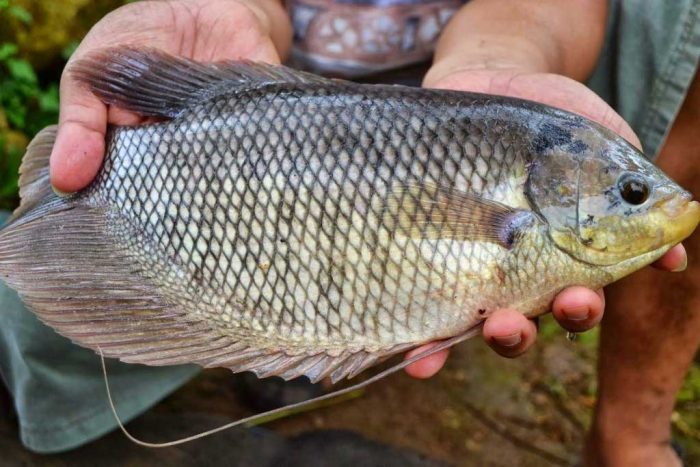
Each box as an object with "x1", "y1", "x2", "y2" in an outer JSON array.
[
  {"x1": 0, "y1": 132, "x2": 23, "y2": 199},
  {"x1": 677, "y1": 366, "x2": 700, "y2": 403},
  {"x1": 38, "y1": 84, "x2": 59, "y2": 113},
  {"x1": 8, "y1": 5, "x2": 32, "y2": 24},
  {"x1": 0, "y1": 42, "x2": 18, "y2": 61},
  {"x1": 6, "y1": 58, "x2": 37, "y2": 83},
  {"x1": 61, "y1": 41, "x2": 80, "y2": 61},
  {"x1": 5, "y1": 106, "x2": 25, "y2": 129},
  {"x1": 0, "y1": 0, "x2": 9, "y2": 10}
]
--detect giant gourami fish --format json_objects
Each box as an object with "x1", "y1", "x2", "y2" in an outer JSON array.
[{"x1": 0, "y1": 49, "x2": 698, "y2": 384}]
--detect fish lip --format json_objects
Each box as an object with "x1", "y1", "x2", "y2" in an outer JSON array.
[
  {"x1": 662, "y1": 199, "x2": 700, "y2": 244},
  {"x1": 655, "y1": 192, "x2": 695, "y2": 219}
]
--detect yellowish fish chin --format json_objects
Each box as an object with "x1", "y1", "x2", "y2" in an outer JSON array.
[{"x1": 602, "y1": 200, "x2": 699, "y2": 282}]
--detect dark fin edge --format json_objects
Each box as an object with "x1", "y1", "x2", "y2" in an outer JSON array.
[{"x1": 70, "y1": 47, "x2": 329, "y2": 118}]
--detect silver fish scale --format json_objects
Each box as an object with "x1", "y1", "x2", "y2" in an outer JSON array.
[{"x1": 88, "y1": 83, "x2": 570, "y2": 353}]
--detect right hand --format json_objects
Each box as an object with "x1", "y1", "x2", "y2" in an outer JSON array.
[{"x1": 50, "y1": 0, "x2": 291, "y2": 193}]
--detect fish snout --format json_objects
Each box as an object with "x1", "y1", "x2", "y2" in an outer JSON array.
[
  {"x1": 656, "y1": 195, "x2": 700, "y2": 244},
  {"x1": 657, "y1": 193, "x2": 696, "y2": 218}
]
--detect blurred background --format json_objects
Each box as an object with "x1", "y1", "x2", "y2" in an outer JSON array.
[{"x1": 0, "y1": 1, "x2": 698, "y2": 465}]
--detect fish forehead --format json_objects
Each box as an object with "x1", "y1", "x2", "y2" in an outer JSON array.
[{"x1": 88, "y1": 85, "x2": 550, "y2": 350}]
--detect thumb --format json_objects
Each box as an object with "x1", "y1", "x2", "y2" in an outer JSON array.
[{"x1": 49, "y1": 65, "x2": 108, "y2": 193}]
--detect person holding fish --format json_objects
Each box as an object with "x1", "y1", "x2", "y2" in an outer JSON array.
[{"x1": 0, "y1": 1, "x2": 696, "y2": 466}]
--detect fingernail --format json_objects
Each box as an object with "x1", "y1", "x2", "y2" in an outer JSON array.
[
  {"x1": 562, "y1": 306, "x2": 589, "y2": 322},
  {"x1": 672, "y1": 255, "x2": 688, "y2": 272},
  {"x1": 493, "y1": 332, "x2": 521, "y2": 347}
]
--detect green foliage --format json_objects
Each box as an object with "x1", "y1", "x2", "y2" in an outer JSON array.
[
  {"x1": 0, "y1": 44, "x2": 60, "y2": 132},
  {"x1": 0, "y1": 133, "x2": 21, "y2": 202},
  {"x1": 0, "y1": 0, "x2": 32, "y2": 24},
  {"x1": 61, "y1": 40, "x2": 80, "y2": 61},
  {"x1": 0, "y1": 1, "x2": 61, "y2": 209},
  {"x1": 678, "y1": 365, "x2": 700, "y2": 403}
]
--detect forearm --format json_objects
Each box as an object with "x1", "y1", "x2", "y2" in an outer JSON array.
[{"x1": 425, "y1": 0, "x2": 607, "y2": 85}]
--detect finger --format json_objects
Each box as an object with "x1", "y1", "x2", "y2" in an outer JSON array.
[
  {"x1": 552, "y1": 286, "x2": 605, "y2": 333},
  {"x1": 652, "y1": 243, "x2": 687, "y2": 272},
  {"x1": 483, "y1": 309, "x2": 538, "y2": 358},
  {"x1": 50, "y1": 66, "x2": 108, "y2": 193},
  {"x1": 404, "y1": 343, "x2": 450, "y2": 379}
]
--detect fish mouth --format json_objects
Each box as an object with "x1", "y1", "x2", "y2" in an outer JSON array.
[{"x1": 657, "y1": 196, "x2": 700, "y2": 244}]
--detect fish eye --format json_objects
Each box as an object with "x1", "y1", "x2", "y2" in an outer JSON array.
[{"x1": 618, "y1": 174, "x2": 650, "y2": 205}]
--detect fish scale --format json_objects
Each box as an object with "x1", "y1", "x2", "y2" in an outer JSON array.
[{"x1": 0, "y1": 48, "x2": 696, "y2": 383}]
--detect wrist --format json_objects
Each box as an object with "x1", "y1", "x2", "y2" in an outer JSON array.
[{"x1": 425, "y1": 0, "x2": 607, "y2": 87}]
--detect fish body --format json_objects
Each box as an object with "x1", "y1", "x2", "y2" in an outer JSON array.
[{"x1": 0, "y1": 49, "x2": 697, "y2": 383}]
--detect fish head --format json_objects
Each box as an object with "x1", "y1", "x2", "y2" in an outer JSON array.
[{"x1": 526, "y1": 119, "x2": 700, "y2": 269}]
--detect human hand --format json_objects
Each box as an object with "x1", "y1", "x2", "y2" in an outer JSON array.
[
  {"x1": 404, "y1": 1, "x2": 688, "y2": 377},
  {"x1": 50, "y1": 0, "x2": 291, "y2": 193}
]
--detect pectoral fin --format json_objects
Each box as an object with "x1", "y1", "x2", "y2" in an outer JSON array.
[{"x1": 386, "y1": 184, "x2": 534, "y2": 249}]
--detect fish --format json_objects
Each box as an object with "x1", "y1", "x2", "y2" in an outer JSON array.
[{"x1": 0, "y1": 48, "x2": 698, "y2": 385}]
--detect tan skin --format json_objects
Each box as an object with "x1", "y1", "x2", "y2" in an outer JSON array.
[{"x1": 49, "y1": 1, "x2": 692, "y2": 464}]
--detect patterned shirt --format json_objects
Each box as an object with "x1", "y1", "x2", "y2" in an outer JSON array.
[{"x1": 287, "y1": 0, "x2": 467, "y2": 77}]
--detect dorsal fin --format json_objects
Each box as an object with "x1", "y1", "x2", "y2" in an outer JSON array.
[{"x1": 71, "y1": 47, "x2": 330, "y2": 118}]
